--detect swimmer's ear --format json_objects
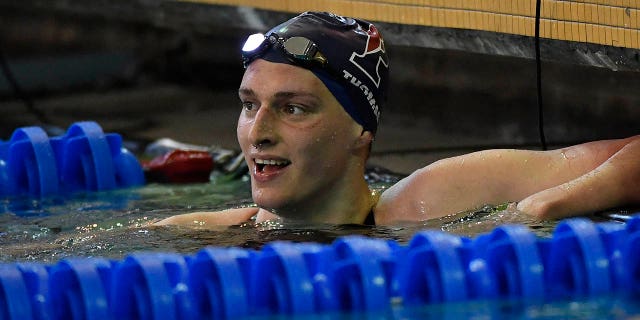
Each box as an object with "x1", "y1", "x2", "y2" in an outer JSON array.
[{"x1": 354, "y1": 130, "x2": 374, "y2": 149}]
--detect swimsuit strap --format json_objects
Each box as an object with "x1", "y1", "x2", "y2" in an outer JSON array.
[
  {"x1": 363, "y1": 209, "x2": 376, "y2": 225},
  {"x1": 362, "y1": 188, "x2": 381, "y2": 225}
]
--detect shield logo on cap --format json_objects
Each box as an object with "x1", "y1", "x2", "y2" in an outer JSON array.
[{"x1": 348, "y1": 24, "x2": 389, "y2": 88}]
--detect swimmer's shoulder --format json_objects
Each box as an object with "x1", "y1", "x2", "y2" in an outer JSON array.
[
  {"x1": 373, "y1": 169, "x2": 431, "y2": 224},
  {"x1": 372, "y1": 186, "x2": 398, "y2": 225},
  {"x1": 372, "y1": 185, "x2": 401, "y2": 225},
  {"x1": 154, "y1": 206, "x2": 260, "y2": 227}
]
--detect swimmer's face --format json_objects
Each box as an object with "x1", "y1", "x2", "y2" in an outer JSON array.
[{"x1": 237, "y1": 59, "x2": 366, "y2": 216}]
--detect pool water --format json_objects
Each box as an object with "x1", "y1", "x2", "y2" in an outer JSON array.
[
  {"x1": 1, "y1": 171, "x2": 553, "y2": 263},
  {"x1": 339, "y1": 295, "x2": 640, "y2": 319}
]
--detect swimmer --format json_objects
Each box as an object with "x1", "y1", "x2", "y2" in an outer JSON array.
[{"x1": 156, "y1": 11, "x2": 640, "y2": 226}]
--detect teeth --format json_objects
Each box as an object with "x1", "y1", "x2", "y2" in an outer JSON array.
[{"x1": 255, "y1": 159, "x2": 289, "y2": 166}]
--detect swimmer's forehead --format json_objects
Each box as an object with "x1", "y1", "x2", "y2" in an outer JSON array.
[
  {"x1": 238, "y1": 87, "x2": 323, "y2": 103},
  {"x1": 239, "y1": 63, "x2": 327, "y2": 101},
  {"x1": 240, "y1": 59, "x2": 323, "y2": 87}
]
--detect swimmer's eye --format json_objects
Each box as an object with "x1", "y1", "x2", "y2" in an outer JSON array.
[
  {"x1": 242, "y1": 101, "x2": 256, "y2": 111},
  {"x1": 283, "y1": 104, "x2": 305, "y2": 115}
]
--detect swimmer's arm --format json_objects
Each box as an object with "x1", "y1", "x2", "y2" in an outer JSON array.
[
  {"x1": 375, "y1": 136, "x2": 639, "y2": 223},
  {"x1": 517, "y1": 136, "x2": 640, "y2": 219},
  {"x1": 154, "y1": 207, "x2": 260, "y2": 227}
]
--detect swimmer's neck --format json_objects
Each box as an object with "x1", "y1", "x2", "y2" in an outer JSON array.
[{"x1": 254, "y1": 179, "x2": 374, "y2": 224}]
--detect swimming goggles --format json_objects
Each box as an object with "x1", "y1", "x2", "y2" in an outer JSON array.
[{"x1": 241, "y1": 33, "x2": 328, "y2": 69}]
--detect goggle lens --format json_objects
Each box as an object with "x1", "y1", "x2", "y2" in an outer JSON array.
[{"x1": 282, "y1": 36, "x2": 321, "y2": 61}]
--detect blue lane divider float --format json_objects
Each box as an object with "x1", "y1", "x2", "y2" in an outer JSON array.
[
  {"x1": 331, "y1": 237, "x2": 399, "y2": 312},
  {"x1": 189, "y1": 248, "x2": 253, "y2": 319},
  {"x1": 399, "y1": 231, "x2": 489, "y2": 304},
  {"x1": 0, "y1": 126, "x2": 59, "y2": 197},
  {"x1": 478, "y1": 224, "x2": 546, "y2": 300},
  {"x1": 0, "y1": 121, "x2": 144, "y2": 199},
  {"x1": 2, "y1": 215, "x2": 640, "y2": 319},
  {"x1": 49, "y1": 258, "x2": 114, "y2": 320},
  {"x1": 250, "y1": 242, "x2": 328, "y2": 315},
  {"x1": 111, "y1": 253, "x2": 194, "y2": 320}
]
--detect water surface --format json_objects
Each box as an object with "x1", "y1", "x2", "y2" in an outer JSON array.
[{"x1": 0, "y1": 172, "x2": 560, "y2": 263}]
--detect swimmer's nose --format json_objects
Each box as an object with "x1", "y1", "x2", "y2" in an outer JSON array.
[{"x1": 248, "y1": 106, "x2": 277, "y2": 149}]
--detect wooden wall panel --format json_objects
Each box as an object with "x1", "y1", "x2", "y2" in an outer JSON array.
[{"x1": 185, "y1": 0, "x2": 639, "y2": 49}]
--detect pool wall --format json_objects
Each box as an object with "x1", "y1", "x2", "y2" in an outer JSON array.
[{"x1": 2, "y1": 216, "x2": 640, "y2": 319}]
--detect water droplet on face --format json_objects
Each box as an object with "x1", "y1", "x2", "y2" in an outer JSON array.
[{"x1": 419, "y1": 200, "x2": 427, "y2": 215}]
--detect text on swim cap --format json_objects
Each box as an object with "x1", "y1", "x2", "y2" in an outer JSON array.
[{"x1": 341, "y1": 70, "x2": 381, "y2": 122}]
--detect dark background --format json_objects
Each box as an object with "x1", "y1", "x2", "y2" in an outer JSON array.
[{"x1": 2, "y1": 1, "x2": 639, "y2": 173}]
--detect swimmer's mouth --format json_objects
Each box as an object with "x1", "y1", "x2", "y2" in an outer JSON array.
[{"x1": 254, "y1": 158, "x2": 291, "y2": 173}]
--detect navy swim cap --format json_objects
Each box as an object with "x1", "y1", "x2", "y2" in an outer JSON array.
[{"x1": 241, "y1": 11, "x2": 389, "y2": 134}]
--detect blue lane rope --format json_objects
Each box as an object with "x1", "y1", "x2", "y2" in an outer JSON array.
[
  {"x1": 1, "y1": 215, "x2": 640, "y2": 319},
  {"x1": 0, "y1": 121, "x2": 144, "y2": 202}
]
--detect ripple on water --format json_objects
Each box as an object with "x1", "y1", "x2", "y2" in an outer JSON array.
[{"x1": 0, "y1": 178, "x2": 614, "y2": 263}]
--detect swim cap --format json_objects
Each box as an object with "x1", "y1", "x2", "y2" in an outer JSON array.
[{"x1": 241, "y1": 11, "x2": 389, "y2": 134}]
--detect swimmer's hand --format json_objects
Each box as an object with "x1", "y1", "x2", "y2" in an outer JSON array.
[
  {"x1": 517, "y1": 137, "x2": 640, "y2": 220},
  {"x1": 154, "y1": 207, "x2": 260, "y2": 227}
]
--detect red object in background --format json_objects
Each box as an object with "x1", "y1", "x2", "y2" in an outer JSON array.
[{"x1": 142, "y1": 150, "x2": 214, "y2": 183}]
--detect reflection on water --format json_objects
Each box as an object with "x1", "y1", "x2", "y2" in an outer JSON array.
[
  {"x1": 0, "y1": 177, "x2": 249, "y2": 262},
  {"x1": 386, "y1": 294, "x2": 640, "y2": 319},
  {"x1": 0, "y1": 174, "x2": 561, "y2": 263}
]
